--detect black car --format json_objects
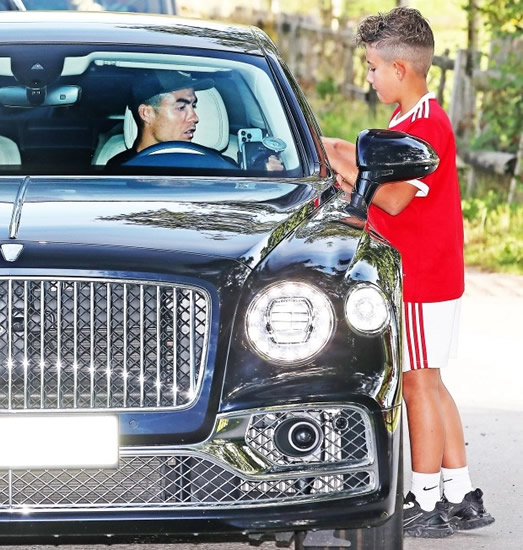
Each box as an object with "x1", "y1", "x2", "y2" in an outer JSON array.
[
  {"x1": 0, "y1": 11, "x2": 438, "y2": 550},
  {"x1": 0, "y1": 0, "x2": 177, "y2": 13},
  {"x1": 0, "y1": 0, "x2": 25, "y2": 10}
]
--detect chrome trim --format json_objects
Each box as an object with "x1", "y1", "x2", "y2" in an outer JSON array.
[
  {"x1": 8, "y1": 175, "x2": 30, "y2": 240},
  {"x1": 172, "y1": 286, "x2": 178, "y2": 405},
  {"x1": 0, "y1": 276, "x2": 211, "y2": 411},
  {"x1": 7, "y1": 279, "x2": 12, "y2": 410}
]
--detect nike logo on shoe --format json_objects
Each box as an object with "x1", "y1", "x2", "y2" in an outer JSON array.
[
  {"x1": 403, "y1": 512, "x2": 424, "y2": 527},
  {"x1": 423, "y1": 485, "x2": 439, "y2": 491}
]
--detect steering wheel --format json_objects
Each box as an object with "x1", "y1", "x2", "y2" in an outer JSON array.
[{"x1": 123, "y1": 140, "x2": 239, "y2": 170}]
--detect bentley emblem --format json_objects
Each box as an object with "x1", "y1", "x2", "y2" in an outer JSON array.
[{"x1": 1, "y1": 243, "x2": 24, "y2": 262}]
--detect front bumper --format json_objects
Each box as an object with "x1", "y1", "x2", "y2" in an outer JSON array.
[{"x1": 0, "y1": 402, "x2": 401, "y2": 543}]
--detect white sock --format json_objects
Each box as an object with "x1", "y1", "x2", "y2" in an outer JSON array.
[
  {"x1": 442, "y1": 466, "x2": 473, "y2": 503},
  {"x1": 410, "y1": 471, "x2": 441, "y2": 511}
]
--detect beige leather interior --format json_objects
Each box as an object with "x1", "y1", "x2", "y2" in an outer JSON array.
[{"x1": 0, "y1": 136, "x2": 21, "y2": 165}]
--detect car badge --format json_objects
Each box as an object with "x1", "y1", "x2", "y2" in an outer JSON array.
[{"x1": 0, "y1": 243, "x2": 24, "y2": 262}]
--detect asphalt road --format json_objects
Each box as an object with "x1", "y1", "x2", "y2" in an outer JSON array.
[{"x1": 6, "y1": 271, "x2": 523, "y2": 550}]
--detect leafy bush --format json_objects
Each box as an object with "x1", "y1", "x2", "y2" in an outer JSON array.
[
  {"x1": 473, "y1": 1, "x2": 523, "y2": 154},
  {"x1": 462, "y1": 191, "x2": 523, "y2": 274},
  {"x1": 308, "y1": 94, "x2": 390, "y2": 142},
  {"x1": 315, "y1": 77, "x2": 339, "y2": 99}
]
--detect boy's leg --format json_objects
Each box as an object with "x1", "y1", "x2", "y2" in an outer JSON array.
[
  {"x1": 402, "y1": 368, "x2": 454, "y2": 537},
  {"x1": 438, "y1": 377, "x2": 467, "y2": 469},
  {"x1": 438, "y1": 379, "x2": 495, "y2": 529},
  {"x1": 402, "y1": 299, "x2": 494, "y2": 532},
  {"x1": 403, "y1": 368, "x2": 445, "y2": 474},
  {"x1": 402, "y1": 300, "x2": 460, "y2": 538},
  {"x1": 403, "y1": 369, "x2": 445, "y2": 509}
]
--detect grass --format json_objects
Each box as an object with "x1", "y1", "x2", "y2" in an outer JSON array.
[{"x1": 310, "y1": 93, "x2": 523, "y2": 275}]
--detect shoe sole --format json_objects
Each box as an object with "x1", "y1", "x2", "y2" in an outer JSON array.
[
  {"x1": 404, "y1": 525, "x2": 454, "y2": 538},
  {"x1": 451, "y1": 515, "x2": 495, "y2": 531}
]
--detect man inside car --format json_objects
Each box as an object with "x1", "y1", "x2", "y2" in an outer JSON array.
[{"x1": 107, "y1": 70, "x2": 283, "y2": 171}]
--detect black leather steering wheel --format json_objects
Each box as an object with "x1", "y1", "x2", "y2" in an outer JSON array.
[{"x1": 123, "y1": 140, "x2": 239, "y2": 170}]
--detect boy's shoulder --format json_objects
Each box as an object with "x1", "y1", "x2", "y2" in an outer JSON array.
[
  {"x1": 389, "y1": 93, "x2": 454, "y2": 141},
  {"x1": 390, "y1": 93, "x2": 455, "y2": 156},
  {"x1": 390, "y1": 93, "x2": 452, "y2": 133}
]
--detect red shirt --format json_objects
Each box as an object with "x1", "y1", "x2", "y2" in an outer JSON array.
[{"x1": 367, "y1": 93, "x2": 464, "y2": 302}]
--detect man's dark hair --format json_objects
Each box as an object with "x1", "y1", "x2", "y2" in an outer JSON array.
[{"x1": 356, "y1": 7, "x2": 434, "y2": 76}]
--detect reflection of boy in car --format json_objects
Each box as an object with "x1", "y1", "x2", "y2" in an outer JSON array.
[{"x1": 107, "y1": 71, "x2": 282, "y2": 171}]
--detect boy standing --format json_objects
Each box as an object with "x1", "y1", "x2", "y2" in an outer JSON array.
[{"x1": 322, "y1": 7, "x2": 494, "y2": 538}]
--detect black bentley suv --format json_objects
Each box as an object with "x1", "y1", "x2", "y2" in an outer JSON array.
[{"x1": 0, "y1": 10, "x2": 438, "y2": 549}]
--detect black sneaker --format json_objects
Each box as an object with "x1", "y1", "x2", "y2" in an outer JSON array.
[
  {"x1": 442, "y1": 488, "x2": 495, "y2": 530},
  {"x1": 403, "y1": 491, "x2": 454, "y2": 538}
]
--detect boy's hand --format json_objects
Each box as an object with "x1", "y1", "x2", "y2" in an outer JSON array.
[
  {"x1": 321, "y1": 136, "x2": 358, "y2": 187},
  {"x1": 336, "y1": 173, "x2": 354, "y2": 193}
]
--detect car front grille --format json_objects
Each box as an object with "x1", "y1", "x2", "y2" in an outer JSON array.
[
  {"x1": 0, "y1": 277, "x2": 210, "y2": 410},
  {"x1": 0, "y1": 450, "x2": 374, "y2": 511}
]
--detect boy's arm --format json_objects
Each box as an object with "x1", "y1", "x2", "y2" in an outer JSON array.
[
  {"x1": 322, "y1": 136, "x2": 419, "y2": 215},
  {"x1": 372, "y1": 181, "x2": 419, "y2": 216},
  {"x1": 321, "y1": 137, "x2": 358, "y2": 190}
]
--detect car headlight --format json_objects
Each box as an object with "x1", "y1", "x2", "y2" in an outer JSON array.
[
  {"x1": 246, "y1": 282, "x2": 335, "y2": 364},
  {"x1": 345, "y1": 284, "x2": 390, "y2": 334}
]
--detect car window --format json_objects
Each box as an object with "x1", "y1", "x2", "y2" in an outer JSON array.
[
  {"x1": 0, "y1": 46, "x2": 303, "y2": 178},
  {"x1": 22, "y1": 1, "x2": 175, "y2": 13},
  {"x1": 0, "y1": 0, "x2": 25, "y2": 9}
]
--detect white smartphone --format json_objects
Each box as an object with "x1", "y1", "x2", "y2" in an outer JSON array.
[
  {"x1": 238, "y1": 128, "x2": 263, "y2": 146},
  {"x1": 238, "y1": 128, "x2": 263, "y2": 169}
]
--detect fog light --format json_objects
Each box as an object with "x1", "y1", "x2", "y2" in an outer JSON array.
[{"x1": 274, "y1": 418, "x2": 322, "y2": 457}]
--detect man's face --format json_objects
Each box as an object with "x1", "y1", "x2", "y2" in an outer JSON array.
[{"x1": 148, "y1": 88, "x2": 199, "y2": 143}]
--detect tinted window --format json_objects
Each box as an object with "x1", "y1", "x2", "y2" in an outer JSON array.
[
  {"x1": 22, "y1": 1, "x2": 175, "y2": 13},
  {"x1": 0, "y1": 46, "x2": 303, "y2": 178}
]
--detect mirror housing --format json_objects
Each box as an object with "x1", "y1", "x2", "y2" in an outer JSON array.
[
  {"x1": 0, "y1": 85, "x2": 81, "y2": 107},
  {"x1": 346, "y1": 129, "x2": 439, "y2": 219}
]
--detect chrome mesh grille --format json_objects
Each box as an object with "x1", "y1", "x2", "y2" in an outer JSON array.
[
  {"x1": 0, "y1": 451, "x2": 374, "y2": 510},
  {"x1": 246, "y1": 407, "x2": 372, "y2": 466},
  {"x1": 0, "y1": 278, "x2": 210, "y2": 410}
]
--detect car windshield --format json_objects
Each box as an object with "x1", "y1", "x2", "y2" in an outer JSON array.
[
  {"x1": 22, "y1": 1, "x2": 174, "y2": 13},
  {"x1": 0, "y1": 45, "x2": 303, "y2": 178}
]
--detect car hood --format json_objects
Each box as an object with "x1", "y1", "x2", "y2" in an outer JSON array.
[{"x1": 0, "y1": 177, "x2": 333, "y2": 269}]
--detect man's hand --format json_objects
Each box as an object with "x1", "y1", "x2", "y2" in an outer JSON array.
[{"x1": 266, "y1": 154, "x2": 284, "y2": 171}]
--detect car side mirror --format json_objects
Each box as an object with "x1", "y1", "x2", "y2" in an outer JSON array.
[{"x1": 346, "y1": 128, "x2": 439, "y2": 219}]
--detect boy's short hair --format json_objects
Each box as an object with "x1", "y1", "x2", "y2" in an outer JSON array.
[{"x1": 356, "y1": 7, "x2": 434, "y2": 77}]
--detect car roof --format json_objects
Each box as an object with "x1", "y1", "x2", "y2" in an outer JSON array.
[{"x1": 0, "y1": 11, "x2": 267, "y2": 54}]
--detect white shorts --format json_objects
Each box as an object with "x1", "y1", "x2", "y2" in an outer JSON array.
[{"x1": 402, "y1": 298, "x2": 461, "y2": 372}]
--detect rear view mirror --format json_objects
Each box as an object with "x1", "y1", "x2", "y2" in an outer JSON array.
[
  {"x1": 346, "y1": 129, "x2": 439, "y2": 219},
  {"x1": 0, "y1": 85, "x2": 81, "y2": 107}
]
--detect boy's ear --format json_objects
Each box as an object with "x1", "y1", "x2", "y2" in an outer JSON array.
[{"x1": 393, "y1": 61, "x2": 407, "y2": 80}]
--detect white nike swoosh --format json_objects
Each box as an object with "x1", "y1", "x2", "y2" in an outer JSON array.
[{"x1": 403, "y1": 512, "x2": 424, "y2": 527}]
